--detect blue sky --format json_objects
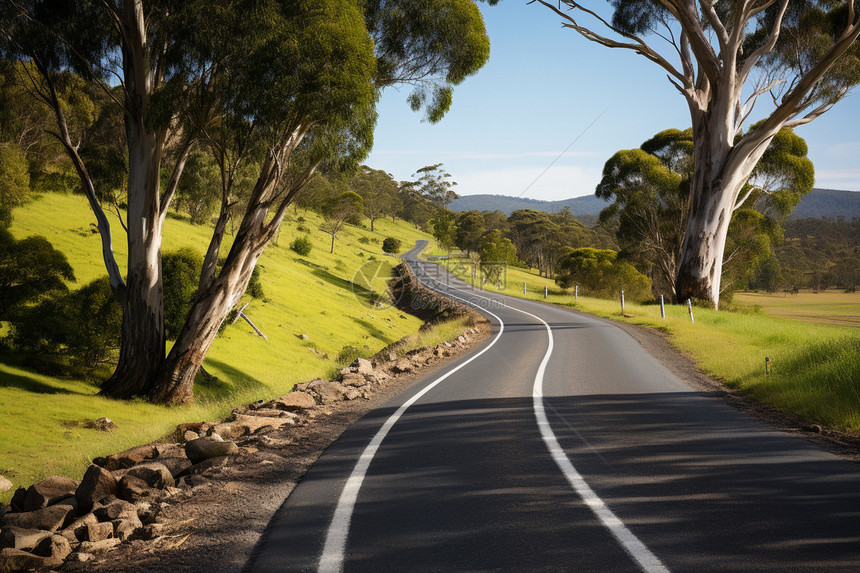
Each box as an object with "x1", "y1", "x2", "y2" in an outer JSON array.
[{"x1": 365, "y1": 2, "x2": 860, "y2": 201}]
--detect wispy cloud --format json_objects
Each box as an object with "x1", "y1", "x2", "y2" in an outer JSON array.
[
  {"x1": 815, "y1": 168, "x2": 860, "y2": 190},
  {"x1": 455, "y1": 165, "x2": 602, "y2": 201},
  {"x1": 371, "y1": 149, "x2": 602, "y2": 160}
]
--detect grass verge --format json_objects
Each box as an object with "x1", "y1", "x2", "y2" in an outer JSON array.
[{"x1": 0, "y1": 192, "x2": 440, "y2": 502}]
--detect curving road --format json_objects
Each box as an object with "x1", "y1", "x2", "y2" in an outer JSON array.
[{"x1": 245, "y1": 241, "x2": 860, "y2": 572}]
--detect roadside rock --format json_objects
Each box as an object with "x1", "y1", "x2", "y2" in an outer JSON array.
[
  {"x1": 178, "y1": 455, "x2": 232, "y2": 477},
  {"x1": 392, "y1": 358, "x2": 415, "y2": 373},
  {"x1": 94, "y1": 444, "x2": 159, "y2": 471},
  {"x1": 76, "y1": 465, "x2": 118, "y2": 512},
  {"x1": 306, "y1": 380, "x2": 350, "y2": 405},
  {"x1": 185, "y1": 437, "x2": 239, "y2": 464},
  {"x1": 22, "y1": 475, "x2": 78, "y2": 511},
  {"x1": 94, "y1": 499, "x2": 136, "y2": 522},
  {"x1": 272, "y1": 392, "x2": 316, "y2": 412},
  {"x1": 118, "y1": 474, "x2": 152, "y2": 502},
  {"x1": 126, "y1": 463, "x2": 175, "y2": 490},
  {"x1": 33, "y1": 534, "x2": 71, "y2": 561},
  {"x1": 62, "y1": 512, "x2": 98, "y2": 542},
  {"x1": 85, "y1": 522, "x2": 115, "y2": 543},
  {"x1": 1, "y1": 503, "x2": 74, "y2": 532},
  {"x1": 77, "y1": 538, "x2": 121, "y2": 554},
  {"x1": 0, "y1": 527, "x2": 53, "y2": 551},
  {"x1": 0, "y1": 547, "x2": 63, "y2": 572}
]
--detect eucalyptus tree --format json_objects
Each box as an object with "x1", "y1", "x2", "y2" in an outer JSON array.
[
  {"x1": 535, "y1": 0, "x2": 860, "y2": 307},
  {"x1": 597, "y1": 126, "x2": 814, "y2": 297},
  {"x1": 149, "y1": 0, "x2": 378, "y2": 404},
  {"x1": 1, "y1": 0, "x2": 226, "y2": 397},
  {"x1": 413, "y1": 163, "x2": 460, "y2": 207},
  {"x1": 352, "y1": 166, "x2": 397, "y2": 231}
]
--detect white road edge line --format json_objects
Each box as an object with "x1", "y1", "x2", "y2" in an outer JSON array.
[
  {"x1": 318, "y1": 256, "x2": 667, "y2": 573},
  {"x1": 318, "y1": 263, "x2": 506, "y2": 573}
]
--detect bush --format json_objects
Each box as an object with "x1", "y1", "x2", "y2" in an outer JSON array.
[
  {"x1": 555, "y1": 248, "x2": 652, "y2": 301},
  {"x1": 0, "y1": 228, "x2": 76, "y2": 318},
  {"x1": 290, "y1": 235, "x2": 313, "y2": 256},
  {"x1": 336, "y1": 345, "x2": 362, "y2": 365},
  {"x1": 358, "y1": 236, "x2": 371, "y2": 244},
  {"x1": 382, "y1": 237, "x2": 402, "y2": 254},
  {"x1": 163, "y1": 248, "x2": 204, "y2": 340},
  {"x1": 10, "y1": 277, "x2": 122, "y2": 373}
]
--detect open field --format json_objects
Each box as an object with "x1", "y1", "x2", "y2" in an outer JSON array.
[
  {"x1": 434, "y1": 258, "x2": 860, "y2": 435},
  {"x1": 733, "y1": 290, "x2": 860, "y2": 328},
  {"x1": 0, "y1": 192, "x2": 434, "y2": 502}
]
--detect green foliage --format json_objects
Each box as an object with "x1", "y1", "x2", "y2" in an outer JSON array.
[
  {"x1": 247, "y1": 265, "x2": 265, "y2": 300},
  {"x1": 0, "y1": 228, "x2": 75, "y2": 318},
  {"x1": 366, "y1": 0, "x2": 493, "y2": 122},
  {"x1": 479, "y1": 229, "x2": 518, "y2": 282},
  {"x1": 556, "y1": 248, "x2": 652, "y2": 301},
  {"x1": 455, "y1": 210, "x2": 486, "y2": 253},
  {"x1": 412, "y1": 163, "x2": 459, "y2": 207},
  {"x1": 290, "y1": 235, "x2": 313, "y2": 256},
  {"x1": 0, "y1": 143, "x2": 30, "y2": 227},
  {"x1": 175, "y1": 151, "x2": 220, "y2": 225},
  {"x1": 382, "y1": 237, "x2": 402, "y2": 254},
  {"x1": 162, "y1": 248, "x2": 204, "y2": 340},
  {"x1": 336, "y1": 345, "x2": 362, "y2": 365},
  {"x1": 431, "y1": 211, "x2": 458, "y2": 250},
  {"x1": 9, "y1": 276, "x2": 121, "y2": 373}
]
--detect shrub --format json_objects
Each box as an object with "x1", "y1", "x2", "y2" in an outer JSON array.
[
  {"x1": 358, "y1": 236, "x2": 371, "y2": 244},
  {"x1": 163, "y1": 248, "x2": 204, "y2": 339},
  {"x1": 0, "y1": 228, "x2": 76, "y2": 318},
  {"x1": 555, "y1": 248, "x2": 652, "y2": 301},
  {"x1": 10, "y1": 276, "x2": 122, "y2": 373},
  {"x1": 290, "y1": 235, "x2": 313, "y2": 256},
  {"x1": 382, "y1": 237, "x2": 402, "y2": 254},
  {"x1": 336, "y1": 345, "x2": 362, "y2": 365}
]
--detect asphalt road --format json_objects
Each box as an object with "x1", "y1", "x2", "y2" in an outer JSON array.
[{"x1": 245, "y1": 241, "x2": 860, "y2": 572}]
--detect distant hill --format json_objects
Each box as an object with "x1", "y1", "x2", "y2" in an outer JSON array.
[
  {"x1": 450, "y1": 188, "x2": 860, "y2": 220},
  {"x1": 449, "y1": 194, "x2": 610, "y2": 217},
  {"x1": 788, "y1": 188, "x2": 860, "y2": 219}
]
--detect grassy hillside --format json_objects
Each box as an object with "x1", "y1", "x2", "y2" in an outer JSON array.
[
  {"x1": 435, "y1": 258, "x2": 860, "y2": 435},
  {"x1": 0, "y1": 192, "x2": 433, "y2": 501}
]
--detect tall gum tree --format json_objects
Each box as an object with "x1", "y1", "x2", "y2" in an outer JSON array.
[
  {"x1": 534, "y1": 0, "x2": 860, "y2": 307},
  {"x1": 150, "y1": 0, "x2": 497, "y2": 404},
  {"x1": 2, "y1": 0, "x2": 207, "y2": 396}
]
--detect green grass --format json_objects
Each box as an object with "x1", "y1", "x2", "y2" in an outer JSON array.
[
  {"x1": 436, "y1": 258, "x2": 860, "y2": 435},
  {"x1": 733, "y1": 290, "x2": 860, "y2": 328},
  {"x1": 0, "y1": 192, "x2": 438, "y2": 501}
]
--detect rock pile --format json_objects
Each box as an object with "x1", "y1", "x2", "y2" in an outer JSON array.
[{"x1": 0, "y1": 329, "x2": 483, "y2": 572}]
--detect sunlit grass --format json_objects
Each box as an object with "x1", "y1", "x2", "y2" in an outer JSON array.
[{"x1": 0, "y1": 192, "x2": 440, "y2": 501}]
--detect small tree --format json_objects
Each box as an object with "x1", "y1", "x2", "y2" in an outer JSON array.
[
  {"x1": 413, "y1": 163, "x2": 459, "y2": 207},
  {"x1": 0, "y1": 144, "x2": 30, "y2": 227},
  {"x1": 352, "y1": 166, "x2": 397, "y2": 231},
  {"x1": 478, "y1": 229, "x2": 518, "y2": 283},
  {"x1": 290, "y1": 236, "x2": 313, "y2": 256},
  {"x1": 382, "y1": 237, "x2": 402, "y2": 254},
  {"x1": 321, "y1": 191, "x2": 365, "y2": 254},
  {"x1": 162, "y1": 249, "x2": 204, "y2": 340},
  {"x1": 556, "y1": 248, "x2": 651, "y2": 301}
]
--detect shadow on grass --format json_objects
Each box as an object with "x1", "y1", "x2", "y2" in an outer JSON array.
[
  {"x1": 194, "y1": 358, "x2": 268, "y2": 402},
  {"x1": 0, "y1": 367, "x2": 78, "y2": 395},
  {"x1": 350, "y1": 316, "x2": 395, "y2": 344}
]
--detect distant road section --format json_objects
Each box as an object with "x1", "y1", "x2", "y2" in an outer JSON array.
[{"x1": 246, "y1": 240, "x2": 860, "y2": 572}]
